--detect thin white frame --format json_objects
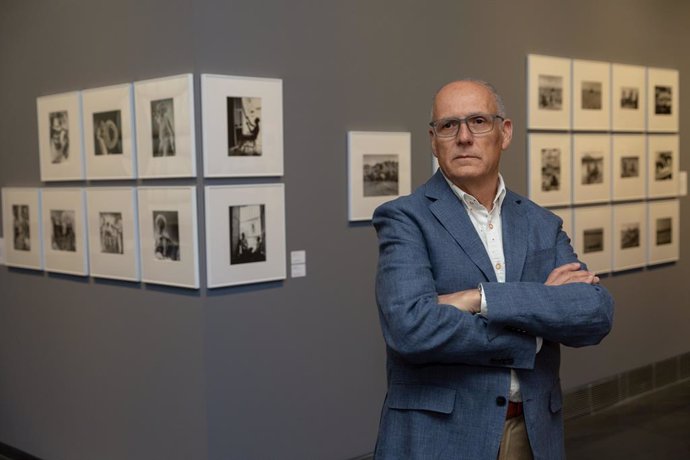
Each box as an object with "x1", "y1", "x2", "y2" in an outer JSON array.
[
  {"x1": 527, "y1": 54, "x2": 571, "y2": 130},
  {"x1": 572, "y1": 134, "x2": 611, "y2": 204},
  {"x1": 612, "y1": 202, "x2": 646, "y2": 271},
  {"x1": 2, "y1": 188, "x2": 43, "y2": 270},
  {"x1": 134, "y1": 74, "x2": 196, "y2": 178},
  {"x1": 36, "y1": 92, "x2": 85, "y2": 181},
  {"x1": 647, "y1": 135, "x2": 679, "y2": 198},
  {"x1": 41, "y1": 188, "x2": 88, "y2": 276},
  {"x1": 647, "y1": 67, "x2": 679, "y2": 133},
  {"x1": 612, "y1": 134, "x2": 646, "y2": 201},
  {"x1": 611, "y1": 64, "x2": 646, "y2": 132},
  {"x1": 82, "y1": 83, "x2": 137, "y2": 179},
  {"x1": 528, "y1": 133, "x2": 572, "y2": 207},
  {"x1": 201, "y1": 74, "x2": 283, "y2": 177},
  {"x1": 550, "y1": 207, "x2": 573, "y2": 242},
  {"x1": 573, "y1": 205, "x2": 612, "y2": 274},
  {"x1": 205, "y1": 184, "x2": 286, "y2": 288},
  {"x1": 86, "y1": 187, "x2": 140, "y2": 282},
  {"x1": 572, "y1": 59, "x2": 611, "y2": 131},
  {"x1": 348, "y1": 131, "x2": 411, "y2": 221},
  {"x1": 647, "y1": 199, "x2": 679, "y2": 265},
  {"x1": 137, "y1": 186, "x2": 199, "y2": 288}
]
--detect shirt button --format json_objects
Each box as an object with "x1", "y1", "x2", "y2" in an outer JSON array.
[
  {"x1": 495, "y1": 263, "x2": 502, "y2": 270},
  {"x1": 496, "y1": 396, "x2": 507, "y2": 406},
  {"x1": 488, "y1": 223, "x2": 494, "y2": 229}
]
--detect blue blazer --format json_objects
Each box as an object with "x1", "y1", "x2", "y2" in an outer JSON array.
[{"x1": 372, "y1": 171, "x2": 614, "y2": 460}]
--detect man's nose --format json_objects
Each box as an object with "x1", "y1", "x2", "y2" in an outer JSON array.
[{"x1": 456, "y1": 121, "x2": 473, "y2": 144}]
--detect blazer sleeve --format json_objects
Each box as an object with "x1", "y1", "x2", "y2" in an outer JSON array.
[{"x1": 373, "y1": 200, "x2": 537, "y2": 368}]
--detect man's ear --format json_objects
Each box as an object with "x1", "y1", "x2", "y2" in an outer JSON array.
[
  {"x1": 429, "y1": 128, "x2": 439, "y2": 158},
  {"x1": 500, "y1": 119, "x2": 513, "y2": 150}
]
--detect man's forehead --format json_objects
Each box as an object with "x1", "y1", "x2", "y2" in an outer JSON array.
[{"x1": 433, "y1": 82, "x2": 496, "y2": 115}]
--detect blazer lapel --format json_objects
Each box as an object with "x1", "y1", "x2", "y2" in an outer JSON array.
[{"x1": 501, "y1": 191, "x2": 528, "y2": 282}]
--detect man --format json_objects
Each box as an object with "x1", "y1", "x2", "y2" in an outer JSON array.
[{"x1": 372, "y1": 80, "x2": 613, "y2": 459}]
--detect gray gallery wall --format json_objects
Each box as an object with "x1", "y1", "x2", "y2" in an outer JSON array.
[{"x1": 1, "y1": 1, "x2": 689, "y2": 459}]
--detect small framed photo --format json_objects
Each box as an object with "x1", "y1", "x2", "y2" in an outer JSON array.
[
  {"x1": 647, "y1": 135, "x2": 679, "y2": 198},
  {"x1": 572, "y1": 134, "x2": 611, "y2": 204},
  {"x1": 573, "y1": 205, "x2": 612, "y2": 274},
  {"x1": 205, "y1": 184, "x2": 286, "y2": 288},
  {"x1": 612, "y1": 202, "x2": 646, "y2": 271},
  {"x1": 550, "y1": 207, "x2": 573, "y2": 241},
  {"x1": 41, "y1": 188, "x2": 88, "y2": 276},
  {"x1": 86, "y1": 188, "x2": 140, "y2": 281},
  {"x1": 612, "y1": 134, "x2": 646, "y2": 201},
  {"x1": 134, "y1": 74, "x2": 196, "y2": 178},
  {"x1": 528, "y1": 133, "x2": 571, "y2": 207},
  {"x1": 611, "y1": 64, "x2": 646, "y2": 132},
  {"x1": 82, "y1": 83, "x2": 137, "y2": 179},
  {"x1": 647, "y1": 67, "x2": 679, "y2": 133},
  {"x1": 527, "y1": 54, "x2": 571, "y2": 130},
  {"x1": 201, "y1": 74, "x2": 283, "y2": 177},
  {"x1": 647, "y1": 199, "x2": 679, "y2": 265},
  {"x1": 348, "y1": 131, "x2": 411, "y2": 221},
  {"x1": 572, "y1": 59, "x2": 611, "y2": 131},
  {"x1": 137, "y1": 187, "x2": 199, "y2": 288},
  {"x1": 2, "y1": 188, "x2": 43, "y2": 270},
  {"x1": 36, "y1": 92, "x2": 85, "y2": 181}
]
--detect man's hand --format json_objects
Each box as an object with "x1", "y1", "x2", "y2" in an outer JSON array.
[
  {"x1": 545, "y1": 262, "x2": 600, "y2": 286},
  {"x1": 438, "y1": 289, "x2": 481, "y2": 314}
]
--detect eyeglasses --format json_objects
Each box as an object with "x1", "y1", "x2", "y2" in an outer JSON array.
[{"x1": 429, "y1": 114, "x2": 505, "y2": 137}]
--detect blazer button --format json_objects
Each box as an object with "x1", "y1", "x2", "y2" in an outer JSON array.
[{"x1": 496, "y1": 396, "x2": 507, "y2": 406}]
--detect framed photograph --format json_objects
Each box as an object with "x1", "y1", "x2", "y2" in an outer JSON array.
[
  {"x1": 348, "y1": 131, "x2": 411, "y2": 221},
  {"x1": 41, "y1": 188, "x2": 88, "y2": 276},
  {"x1": 527, "y1": 54, "x2": 571, "y2": 130},
  {"x1": 36, "y1": 92, "x2": 85, "y2": 181},
  {"x1": 134, "y1": 74, "x2": 196, "y2": 178},
  {"x1": 82, "y1": 83, "x2": 136, "y2": 179},
  {"x1": 647, "y1": 135, "x2": 679, "y2": 198},
  {"x1": 528, "y1": 133, "x2": 571, "y2": 207},
  {"x1": 2, "y1": 188, "x2": 43, "y2": 270},
  {"x1": 201, "y1": 74, "x2": 283, "y2": 177},
  {"x1": 611, "y1": 64, "x2": 646, "y2": 132},
  {"x1": 612, "y1": 202, "x2": 646, "y2": 271},
  {"x1": 647, "y1": 199, "x2": 679, "y2": 265},
  {"x1": 137, "y1": 187, "x2": 199, "y2": 288},
  {"x1": 573, "y1": 205, "x2": 612, "y2": 274},
  {"x1": 572, "y1": 134, "x2": 611, "y2": 204},
  {"x1": 647, "y1": 67, "x2": 679, "y2": 133},
  {"x1": 572, "y1": 59, "x2": 611, "y2": 131},
  {"x1": 612, "y1": 134, "x2": 646, "y2": 201},
  {"x1": 205, "y1": 184, "x2": 286, "y2": 288},
  {"x1": 550, "y1": 207, "x2": 573, "y2": 241},
  {"x1": 86, "y1": 188, "x2": 140, "y2": 281}
]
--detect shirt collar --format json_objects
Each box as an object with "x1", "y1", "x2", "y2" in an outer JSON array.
[{"x1": 443, "y1": 173, "x2": 507, "y2": 213}]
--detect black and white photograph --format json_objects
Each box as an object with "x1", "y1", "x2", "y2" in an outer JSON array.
[
  {"x1": 50, "y1": 210, "x2": 76, "y2": 252},
  {"x1": 151, "y1": 98, "x2": 175, "y2": 157},
  {"x1": 12, "y1": 205, "x2": 31, "y2": 251},
  {"x1": 538, "y1": 74, "x2": 563, "y2": 110},
  {"x1": 583, "y1": 228, "x2": 604, "y2": 253},
  {"x1": 49, "y1": 111, "x2": 69, "y2": 163},
  {"x1": 613, "y1": 202, "x2": 646, "y2": 271},
  {"x1": 229, "y1": 204, "x2": 266, "y2": 265},
  {"x1": 612, "y1": 64, "x2": 646, "y2": 131},
  {"x1": 99, "y1": 212, "x2": 124, "y2": 254},
  {"x1": 153, "y1": 210, "x2": 181, "y2": 261},
  {"x1": 621, "y1": 156, "x2": 639, "y2": 178},
  {"x1": 581, "y1": 81, "x2": 602, "y2": 109},
  {"x1": 227, "y1": 96, "x2": 262, "y2": 156},
  {"x1": 540, "y1": 148, "x2": 560, "y2": 192},
  {"x1": 620, "y1": 223, "x2": 640, "y2": 249},
  {"x1": 655, "y1": 85, "x2": 672, "y2": 114},
  {"x1": 363, "y1": 154, "x2": 399, "y2": 197},
  {"x1": 574, "y1": 205, "x2": 612, "y2": 273},
  {"x1": 655, "y1": 151, "x2": 673, "y2": 180},
  {"x1": 581, "y1": 154, "x2": 604, "y2": 184},
  {"x1": 620, "y1": 87, "x2": 639, "y2": 109},
  {"x1": 93, "y1": 110, "x2": 123, "y2": 155},
  {"x1": 656, "y1": 217, "x2": 672, "y2": 245},
  {"x1": 648, "y1": 199, "x2": 679, "y2": 265}
]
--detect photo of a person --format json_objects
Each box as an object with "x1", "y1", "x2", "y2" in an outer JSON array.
[
  {"x1": 151, "y1": 98, "x2": 176, "y2": 157},
  {"x1": 49, "y1": 111, "x2": 69, "y2": 163}
]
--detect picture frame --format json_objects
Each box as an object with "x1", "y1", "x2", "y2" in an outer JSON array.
[
  {"x1": 86, "y1": 187, "x2": 140, "y2": 281},
  {"x1": 647, "y1": 199, "x2": 679, "y2": 265},
  {"x1": 36, "y1": 91, "x2": 85, "y2": 181},
  {"x1": 572, "y1": 134, "x2": 611, "y2": 204},
  {"x1": 201, "y1": 74, "x2": 283, "y2": 177},
  {"x1": 612, "y1": 202, "x2": 646, "y2": 271},
  {"x1": 647, "y1": 135, "x2": 679, "y2": 198},
  {"x1": 137, "y1": 186, "x2": 199, "y2": 288},
  {"x1": 573, "y1": 205, "x2": 612, "y2": 274},
  {"x1": 348, "y1": 131, "x2": 411, "y2": 221},
  {"x1": 550, "y1": 207, "x2": 573, "y2": 241},
  {"x1": 41, "y1": 188, "x2": 88, "y2": 276},
  {"x1": 527, "y1": 54, "x2": 571, "y2": 130},
  {"x1": 2, "y1": 187, "x2": 43, "y2": 270},
  {"x1": 572, "y1": 59, "x2": 611, "y2": 131},
  {"x1": 646, "y1": 67, "x2": 679, "y2": 133},
  {"x1": 134, "y1": 74, "x2": 196, "y2": 178},
  {"x1": 205, "y1": 184, "x2": 286, "y2": 288},
  {"x1": 82, "y1": 83, "x2": 137, "y2": 179},
  {"x1": 611, "y1": 64, "x2": 646, "y2": 132},
  {"x1": 528, "y1": 133, "x2": 571, "y2": 207},
  {"x1": 612, "y1": 134, "x2": 646, "y2": 201}
]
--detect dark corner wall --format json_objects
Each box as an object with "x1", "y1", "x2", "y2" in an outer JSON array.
[{"x1": 0, "y1": 1, "x2": 689, "y2": 459}]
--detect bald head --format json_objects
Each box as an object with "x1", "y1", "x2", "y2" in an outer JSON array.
[{"x1": 430, "y1": 79, "x2": 506, "y2": 122}]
